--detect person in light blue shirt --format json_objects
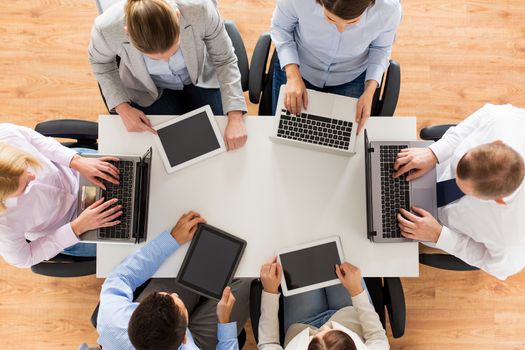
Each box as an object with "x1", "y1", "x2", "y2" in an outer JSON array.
[
  {"x1": 96, "y1": 211, "x2": 251, "y2": 350},
  {"x1": 271, "y1": 0, "x2": 402, "y2": 135}
]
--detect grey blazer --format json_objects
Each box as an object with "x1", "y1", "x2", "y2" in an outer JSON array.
[{"x1": 88, "y1": 0, "x2": 247, "y2": 113}]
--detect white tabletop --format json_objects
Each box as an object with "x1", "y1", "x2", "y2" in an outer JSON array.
[{"x1": 96, "y1": 115, "x2": 419, "y2": 278}]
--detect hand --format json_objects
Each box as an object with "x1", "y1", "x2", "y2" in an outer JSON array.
[
  {"x1": 115, "y1": 102, "x2": 156, "y2": 134},
  {"x1": 335, "y1": 262, "x2": 363, "y2": 297},
  {"x1": 224, "y1": 111, "x2": 247, "y2": 151},
  {"x1": 216, "y1": 286, "x2": 236, "y2": 324},
  {"x1": 397, "y1": 207, "x2": 442, "y2": 242},
  {"x1": 70, "y1": 155, "x2": 119, "y2": 190},
  {"x1": 170, "y1": 211, "x2": 206, "y2": 245},
  {"x1": 355, "y1": 81, "x2": 377, "y2": 135},
  {"x1": 284, "y1": 64, "x2": 308, "y2": 115},
  {"x1": 260, "y1": 256, "x2": 282, "y2": 294},
  {"x1": 393, "y1": 147, "x2": 438, "y2": 181},
  {"x1": 71, "y1": 198, "x2": 122, "y2": 236}
]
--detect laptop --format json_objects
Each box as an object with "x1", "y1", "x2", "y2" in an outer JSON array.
[
  {"x1": 78, "y1": 148, "x2": 152, "y2": 244},
  {"x1": 364, "y1": 130, "x2": 437, "y2": 243},
  {"x1": 270, "y1": 85, "x2": 358, "y2": 155}
]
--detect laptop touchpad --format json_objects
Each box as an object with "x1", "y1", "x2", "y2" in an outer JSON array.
[{"x1": 411, "y1": 189, "x2": 434, "y2": 213}]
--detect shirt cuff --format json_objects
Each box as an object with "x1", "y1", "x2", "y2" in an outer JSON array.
[
  {"x1": 365, "y1": 63, "x2": 385, "y2": 86},
  {"x1": 56, "y1": 147, "x2": 78, "y2": 168},
  {"x1": 261, "y1": 290, "x2": 281, "y2": 308},
  {"x1": 217, "y1": 322, "x2": 238, "y2": 341},
  {"x1": 276, "y1": 47, "x2": 300, "y2": 70},
  {"x1": 155, "y1": 230, "x2": 181, "y2": 251},
  {"x1": 351, "y1": 289, "x2": 372, "y2": 307},
  {"x1": 435, "y1": 226, "x2": 456, "y2": 253},
  {"x1": 428, "y1": 140, "x2": 453, "y2": 164},
  {"x1": 59, "y1": 223, "x2": 81, "y2": 248}
]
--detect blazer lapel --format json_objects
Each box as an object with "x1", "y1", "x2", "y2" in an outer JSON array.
[{"x1": 178, "y1": 15, "x2": 199, "y2": 84}]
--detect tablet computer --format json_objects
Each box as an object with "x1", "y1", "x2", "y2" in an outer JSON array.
[
  {"x1": 153, "y1": 105, "x2": 226, "y2": 173},
  {"x1": 277, "y1": 236, "x2": 344, "y2": 296},
  {"x1": 177, "y1": 224, "x2": 247, "y2": 300}
]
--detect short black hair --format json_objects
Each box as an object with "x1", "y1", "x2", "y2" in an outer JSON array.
[
  {"x1": 315, "y1": 0, "x2": 376, "y2": 20},
  {"x1": 128, "y1": 292, "x2": 187, "y2": 350}
]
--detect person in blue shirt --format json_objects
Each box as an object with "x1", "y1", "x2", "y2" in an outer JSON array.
[
  {"x1": 271, "y1": 0, "x2": 402, "y2": 135},
  {"x1": 96, "y1": 211, "x2": 251, "y2": 350}
]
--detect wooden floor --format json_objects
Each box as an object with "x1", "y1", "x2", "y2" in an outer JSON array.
[{"x1": 1, "y1": 0, "x2": 525, "y2": 349}]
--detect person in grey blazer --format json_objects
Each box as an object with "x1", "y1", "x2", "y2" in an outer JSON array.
[{"x1": 89, "y1": 0, "x2": 248, "y2": 150}]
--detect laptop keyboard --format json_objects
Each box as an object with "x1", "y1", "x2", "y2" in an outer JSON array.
[
  {"x1": 380, "y1": 145, "x2": 410, "y2": 239},
  {"x1": 277, "y1": 109, "x2": 352, "y2": 150},
  {"x1": 98, "y1": 160, "x2": 134, "y2": 240}
]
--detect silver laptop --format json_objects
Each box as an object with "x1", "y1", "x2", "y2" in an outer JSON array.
[
  {"x1": 364, "y1": 130, "x2": 437, "y2": 243},
  {"x1": 270, "y1": 85, "x2": 358, "y2": 155},
  {"x1": 78, "y1": 148, "x2": 152, "y2": 244}
]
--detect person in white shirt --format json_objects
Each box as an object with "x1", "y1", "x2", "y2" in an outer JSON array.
[
  {"x1": 0, "y1": 123, "x2": 122, "y2": 268},
  {"x1": 393, "y1": 104, "x2": 525, "y2": 280},
  {"x1": 257, "y1": 257, "x2": 389, "y2": 350}
]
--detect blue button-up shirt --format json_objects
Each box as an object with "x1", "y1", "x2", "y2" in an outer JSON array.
[
  {"x1": 97, "y1": 231, "x2": 239, "y2": 350},
  {"x1": 143, "y1": 49, "x2": 192, "y2": 91},
  {"x1": 270, "y1": 0, "x2": 402, "y2": 88}
]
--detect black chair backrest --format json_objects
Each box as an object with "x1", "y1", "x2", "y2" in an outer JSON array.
[{"x1": 224, "y1": 20, "x2": 249, "y2": 92}]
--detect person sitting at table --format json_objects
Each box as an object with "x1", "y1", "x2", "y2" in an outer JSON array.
[
  {"x1": 89, "y1": 0, "x2": 248, "y2": 150},
  {"x1": 96, "y1": 211, "x2": 251, "y2": 350},
  {"x1": 270, "y1": 0, "x2": 402, "y2": 134},
  {"x1": 257, "y1": 257, "x2": 389, "y2": 349},
  {"x1": 0, "y1": 123, "x2": 121, "y2": 267},
  {"x1": 393, "y1": 104, "x2": 525, "y2": 280}
]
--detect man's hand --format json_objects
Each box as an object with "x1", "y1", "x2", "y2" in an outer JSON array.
[
  {"x1": 355, "y1": 80, "x2": 377, "y2": 135},
  {"x1": 115, "y1": 102, "x2": 156, "y2": 134},
  {"x1": 260, "y1": 256, "x2": 282, "y2": 294},
  {"x1": 170, "y1": 211, "x2": 206, "y2": 245},
  {"x1": 71, "y1": 198, "x2": 122, "y2": 236},
  {"x1": 70, "y1": 155, "x2": 119, "y2": 190},
  {"x1": 397, "y1": 207, "x2": 442, "y2": 242},
  {"x1": 393, "y1": 147, "x2": 438, "y2": 181},
  {"x1": 335, "y1": 262, "x2": 363, "y2": 297},
  {"x1": 283, "y1": 64, "x2": 308, "y2": 115},
  {"x1": 224, "y1": 111, "x2": 247, "y2": 151},
  {"x1": 216, "y1": 286, "x2": 236, "y2": 324}
]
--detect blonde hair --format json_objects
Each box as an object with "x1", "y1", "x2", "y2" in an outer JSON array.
[
  {"x1": 457, "y1": 142, "x2": 525, "y2": 199},
  {"x1": 125, "y1": 0, "x2": 180, "y2": 54},
  {"x1": 0, "y1": 143, "x2": 41, "y2": 213}
]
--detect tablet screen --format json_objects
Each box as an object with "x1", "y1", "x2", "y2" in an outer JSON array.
[
  {"x1": 157, "y1": 111, "x2": 221, "y2": 167},
  {"x1": 280, "y1": 242, "x2": 341, "y2": 291},
  {"x1": 178, "y1": 225, "x2": 245, "y2": 299}
]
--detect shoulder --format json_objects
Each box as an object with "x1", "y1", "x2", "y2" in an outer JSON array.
[
  {"x1": 92, "y1": 0, "x2": 126, "y2": 40},
  {"x1": 0, "y1": 123, "x2": 28, "y2": 141},
  {"x1": 370, "y1": 0, "x2": 402, "y2": 24},
  {"x1": 175, "y1": 0, "x2": 215, "y2": 18}
]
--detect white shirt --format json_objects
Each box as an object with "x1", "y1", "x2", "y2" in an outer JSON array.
[
  {"x1": 0, "y1": 123, "x2": 80, "y2": 268},
  {"x1": 143, "y1": 49, "x2": 192, "y2": 91},
  {"x1": 257, "y1": 291, "x2": 389, "y2": 350},
  {"x1": 428, "y1": 104, "x2": 525, "y2": 280}
]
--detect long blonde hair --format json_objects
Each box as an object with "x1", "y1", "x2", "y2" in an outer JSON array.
[
  {"x1": 125, "y1": 0, "x2": 180, "y2": 54},
  {"x1": 0, "y1": 143, "x2": 41, "y2": 213}
]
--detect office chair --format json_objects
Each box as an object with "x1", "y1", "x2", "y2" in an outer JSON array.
[
  {"x1": 90, "y1": 278, "x2": 247, "y2": 349},
  {"x1": 418, "y1": 123, "x2": 480, "y2": 271},
  {"x1": 249, "y1": 277, "x2": 406, "y2": 345},
  {"x1": 28, "y1": 119, "x2": 98, "y2": 277},
  {"x1": 248, "y1": 32, "x2": 401, "y2": 117}
]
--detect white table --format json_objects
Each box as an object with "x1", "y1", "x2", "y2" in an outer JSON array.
[{"x1": 97, "y1": 116, "x2": 419, "y2": 278}]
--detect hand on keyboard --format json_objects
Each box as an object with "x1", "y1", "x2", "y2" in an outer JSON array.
[
  {"x1": 71, "y1": 198, "x2": 122, "y2": 236},
  {"x1": 393, "y1": 147, "x2": 438, "y2": 181},
  {"x1": 397, "y1": 207, "x2": 442, "y2": 243},
  {"x1": 70, "y1": 155, "x2": 120, "y2": 190}
]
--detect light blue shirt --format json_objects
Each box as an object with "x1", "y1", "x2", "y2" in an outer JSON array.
[
  {"x1": 270, "y1": 0, "x2": 402, "y2": 88},
  {"x1": 143, "y1": 49, "x2": 192, "y2": 90},
  {"x1": 97, "y1": 231, "x2": 239, "y2": 350}
]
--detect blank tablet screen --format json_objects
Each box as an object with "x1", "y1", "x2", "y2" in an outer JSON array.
[
  {"x1": 157, "y1": 111, "x2": 220, "y2": 167},
  {"x1": 178, "y1": 226, "x2": 245, "y2": 299},
  {"x1": 280, "y1": 242, "x2": 341, "y2": 291}
]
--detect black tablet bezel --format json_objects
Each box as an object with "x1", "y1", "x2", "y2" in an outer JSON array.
[{"x1": 176, "y1": 223, "x2": 246, "y2": 300}]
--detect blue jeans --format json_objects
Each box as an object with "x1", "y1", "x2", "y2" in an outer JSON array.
[
  {"x1": 131, "y1": 84, "x2": 224, "y2": 115},
  {"x1": 283, "y1": 280, "x2": 369, "y2": 331},
  {"x1": 61, "y1": 147, "x2": 98, "y2": 257},
  {"x1": 272, "y1": 55, "x2": 366, "y2": 115}
]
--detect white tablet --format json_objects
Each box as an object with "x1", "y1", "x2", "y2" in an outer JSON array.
[
  {"x1": 277, "y1": 236, "x2": 344, "y2": 296},
  {"x1": 153, "y1": 105, "x2": 226, "y2": 173}
]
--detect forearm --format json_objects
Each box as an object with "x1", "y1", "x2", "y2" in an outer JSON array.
[
  {"x1": 257, "y1": 291, "x2": 283, "y2": 350},
  {"x1": 352, "y1": 291, "x2": 389, "y2": 348},
  {"x1": 216, "y1": 322, "x2": 239, "y2": 350}
]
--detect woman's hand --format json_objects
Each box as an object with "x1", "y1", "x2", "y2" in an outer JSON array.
[
  {"x1": 71, "y1": 198, "x2": 122, "y2": 236},
  {"x1": 283, "y1": 64, "x2": 308, "y2": 115},
  {"x1": 70, "y1": 155, "x2": 120, "y2": 190},
  {"x1": 225, "y1": 111, "x2": 247, "y2": 151},
  {"x1": 355, "y1": 80, "x2": 378, "y2": 135},
  {"x1": 115, "y1": 102, "x2": 156, "y2": 134},
  {"x1": 260, "y1": 256, "x2": 282, "y2": 294}
]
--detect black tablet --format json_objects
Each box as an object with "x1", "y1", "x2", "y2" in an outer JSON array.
[{"x1": 177, "y1": 224, "x2": 246, "y2": 300}]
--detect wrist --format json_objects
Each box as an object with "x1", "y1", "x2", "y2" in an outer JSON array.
[
  {"x1": 115, "y1": 102, "x2": 130, "y2": 114},
  {"x1": 69, "y1": 154, "x2": 81, "y2": 170},
  {"x1": 348, "y1": 286, "x2": 364, "y2": 297},
  {"x1": 433, "y1": 226, "x2": 443, "y2": 243},
  {"x1": 428, "y1": 147, "x2": 439, "y2": 165},
  {"x1": 263, "y1": 287, "x2": 279, "y2": 294},
  {"x1": 284, "y1": 64, "x2": 300, "y2": 80},
  {"x1": 227, "y1": 111, "x2": 244, "y2": 121},
  {"x1": 363, "y1": 81, "x2": 378, "y2": 96},
  {"x1": 70, "y1": 219, "x2": 84, "y2": 237}
]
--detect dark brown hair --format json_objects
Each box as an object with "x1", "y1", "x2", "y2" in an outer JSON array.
[
  {"x1": 456, "y1": 142, "x2": 525, "y2": 199},
  {"x1": 315, "y1": 0, "x2": 376, "y2": 20},
  {"x1": 308, "y1": 330, "x2": 357, "y2": 350},
  {"x1": 128, "y1": 292, "x2": 187, "y2": 350},
  {"x1": 125, "y1": 0, "x2": 180, "y2": 54}
]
